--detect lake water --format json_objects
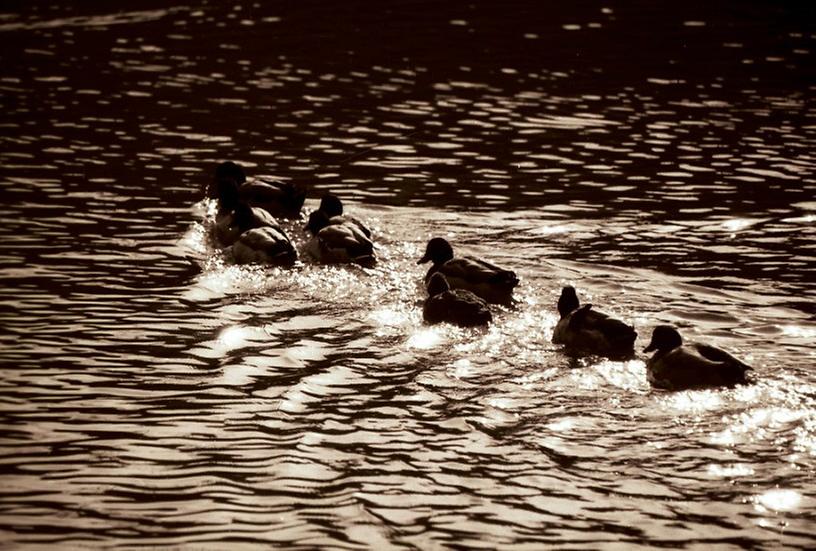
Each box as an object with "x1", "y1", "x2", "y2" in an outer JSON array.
[{"x1": 1, "y1": 1, "x2": 815, "y2": 548}]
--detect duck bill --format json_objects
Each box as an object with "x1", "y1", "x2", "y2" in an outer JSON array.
[
  {"x1": 643, "y1": 342, "x2": 657, "y2": 353},
  {"x1": 417, "y1": 254, "x2": 431, "y2": 265}
]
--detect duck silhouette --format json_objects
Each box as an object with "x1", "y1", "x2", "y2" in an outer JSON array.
[
  {"x1": 417, "y1": 237, "x2": 518, "y2": 304},
  {"x1": 213, "y1": 202, "x2": 279, "y2": 247},
  {"x1": 423, "y1": 272, "x2": 493, "y2": 327},
  {"x1": 552, "y1": 286, "x2": 637, "y2": 358},
  {"x1": 230, "y1": 225, "x2": 297, "y2": 266},
  {"x1": 644, "y1": 325, "x2": 752, "y2": 390},
  {"x1": 304, "y1": 210, "x2": 376, "y2": 267}
]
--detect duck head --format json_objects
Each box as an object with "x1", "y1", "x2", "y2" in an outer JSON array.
[
  {"x1": 215, "y1": 161, "x2": 246, "y2": 185},
  {"x1": 217, "y1": 178, "x2": 241, "y2": 211},
  {"x1": 319, "y1": 193, "x2": 343, "y2": 218},
  {"x1": 557, "y1": 286, "x2": 580, "y2": 318},
  {"x1": 644, "y1": 325, "x2": 683, "y2": 353},
  {"x1": 211, "y1": 161, "x2": 245, "y2": 197},
  {"x1": 305, "y1": 210, "x2": 331, "y2": 235},
  {"x1": 427, "y1": 272, "x2": 451, "y2": 296},
  {"x1": 418, "y1": 237, "x2": 454, "y2": 265},
  {"x1": 211, "y1": 161, "x2": 245, "y2": 208}
]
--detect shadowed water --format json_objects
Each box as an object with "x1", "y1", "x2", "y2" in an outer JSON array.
[{"x1": 1, "y1": 1, "x2": 815, "y2": 548}]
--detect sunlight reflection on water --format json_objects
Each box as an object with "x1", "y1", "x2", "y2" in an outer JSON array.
[
  {"x1": 707, "y1": 464, "x2": 755, "y2": 478},
  {"x1": 755, "y1": 489, "x2": 802, "y2": 513},
  {"x1": 407, "y1": 327, "x2": 445, "y2": 349}
]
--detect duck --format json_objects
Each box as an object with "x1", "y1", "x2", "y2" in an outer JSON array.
[
  {"x1": 643, "y1": 325, "x2": 752, "y2": 390},
  {"x1": 230, "y1": 225, "x2": 297, "y2": 266},
  {"x1": 552, "y1": 286, "x2": 637, "y2": 358},
  {"x1": 417, "y1": 237, "x2": 519, "y2": 304},
  {"x1": 213, "y1": 202, "x2": 280, "y2": 247},
  {"x1": 423, "y1": 273, "x2": 492, "y2": 327},
  {"x1": 210, "y1": 161, "x2": 306, "y2": 219},
  {"x1": 305, "y1": 193, "x2": 372, "y2": 238},
  {"x1": 304, "y1": 210, "x2": 376, "y2": 267}
]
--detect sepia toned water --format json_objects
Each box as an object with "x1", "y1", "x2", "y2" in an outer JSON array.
[{"x1": 1, "y1": 1, "x2": 815, "y2": 548}]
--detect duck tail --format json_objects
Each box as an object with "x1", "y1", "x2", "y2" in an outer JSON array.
[
  {"x1": 273, "y1": 249, "x2": 298, "y2": 267},
  {"x1": 353, "y1": 254, "x2": 377, "y2": 268},
  {"x1": 618, "y1": 325, "x2": 638, "y2": 348},
  {"x1": 458, "y1": 309, "x2": 492, "y2": 327},
  {"x1": 491, "y1": 270, "x2": 519, "y2": 288},
  {"x1": 476, "y1": 308, "x2": 493, "y2": 325},
  {"x1": 602, "y1": 318, "x2": 637, "y2": 350},
  {"x1": 737, "y1": 361, "x2": 753, "y2": 382},
  {"x1": 725, "y1": 361, "x2": 752, "y2": 386}
]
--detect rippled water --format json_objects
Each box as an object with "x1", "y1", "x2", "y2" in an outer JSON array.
[{"x1": 1, "y1": 1, "x2": 815, "y2": 548}]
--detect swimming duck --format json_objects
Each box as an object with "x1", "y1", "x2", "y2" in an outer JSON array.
[
  {"x1": 417, "y1": 237, "x2": 519, "y2": 304},
  {"x1": 230, "y1": 225, "x2": 297, "y2": 266},
  {"x1": 304, "y1": 210, "x2": 376, "y2": 267},
  {"x1": 213, "y1": 202, "x2": 279, "y2": 247},
  {"x1": 644, "y1": 325, "x2": 752, "y2": 390},
  {"x1": 305, "y1": 193, "x2": 372, "y2": 238},
  {"x1": 210, "y1": 161, "x2": 306, "y2": 219},
  {"x1": 552, "y1": 286, "x2": 637, "y2": 358},
  {"x1": 423, "y1": 272, "x2": 492, "y2": 327}
]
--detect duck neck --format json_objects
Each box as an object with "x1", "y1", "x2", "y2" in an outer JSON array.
[
  {"x1": 425, "y1": 264, "x2": 441, "y2": 283},
  {"x1": 557, "y1": 295, "x2": 579, "y2": 319},
  {"x1": 434, "y1": 251, "x2": 453, "y2": 266}
]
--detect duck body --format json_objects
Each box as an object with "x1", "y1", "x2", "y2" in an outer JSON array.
[
  {"x1": 552, "y1": 286, "x2": 636, "y2": 358},
  {"x1": 213, "y1": 203, "x2": 279, "y2": 247},
  {"x1": 238, "y1": 179, "x2": 306, "y2": 220},
  {"x1": 418, "y1": 237, "x2": 518, "y2": 305},
  {"x1": 644, "y1": 325, "x2": 752, "y2": 390},
  {"x1": 423, "y1": 273, "x2": 492, "y2": 327},
  {"x1": 305, "y1": 210, "x2": 376, "y2": 267},
  {"x1": 305, "y1": 193, "x2": 372, "y2": 238},
  {"x1": 230, "y1": 226, "x2": 297, "y2": 266},
  {"x1": 209, "y1": 161, "x2": 306, "y2": 219},
  {"x1": 305, "y1": 212, "x2": 371, "y2": 240}
]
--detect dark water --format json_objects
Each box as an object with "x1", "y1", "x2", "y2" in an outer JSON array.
[{"x1": 1, "y1": 1, "x2": 815, "y2": 548}]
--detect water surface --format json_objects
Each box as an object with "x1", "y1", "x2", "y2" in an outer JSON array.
[{"x1": 1, "y1": 1, "x2": 815, "y2": 548}]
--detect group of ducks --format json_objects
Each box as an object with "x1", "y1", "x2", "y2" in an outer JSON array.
[
  {"x1": 204, "y1": 161, "x2": 753, "y2": 392},
  {"x1": 208, "y1": 161, "x2": 374, "y2": 267}
]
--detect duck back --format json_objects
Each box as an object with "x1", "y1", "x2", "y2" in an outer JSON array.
[
  {"x1": 427, "y1": 256, "x2": 518, "y2": 304},
  {"x1": 231, "y1": 227, "x2": 297, "y2": 266},
  {"x1": 212, "y1": 205, "x2": 279, "y2": 247},
  {"x1": 553, "y1": 304, "x2": 636, "y2": 358},
  {"x1": 588, "y1": 310, "x2": 637, "y2": 350},
  {"x1": 423, "y1": 289, "x2": 492, "y2": 327},
  {"x1": 328, "y1": 214, "x2": 372, "y2": 238},
  {"x1": 306, "y1": 221, "x2": 375, "y2": 267},
  {"x1": 647, "y1": 345, "x2": 751, "y2": 390},
  {"x1": 239, "y1": 179, "x2": 306, "y2": 219}
]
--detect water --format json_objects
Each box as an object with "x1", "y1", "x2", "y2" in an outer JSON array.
[{"x1": 1, "y1": 1, "x2": 815, "y2": 548}]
